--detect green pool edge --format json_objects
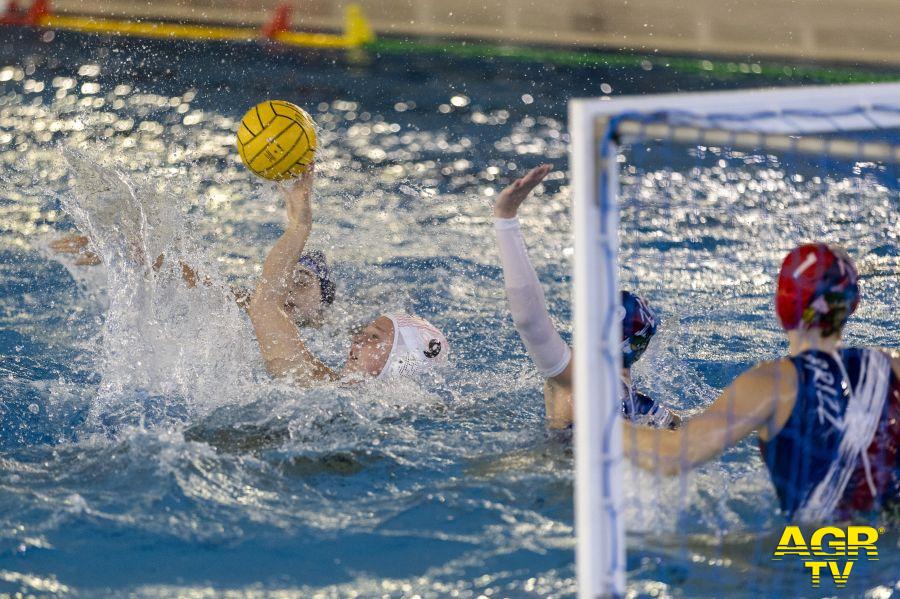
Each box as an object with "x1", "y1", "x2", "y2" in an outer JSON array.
[{"x1": 364, "y1": 38, "x2": 900, "y2": 85}]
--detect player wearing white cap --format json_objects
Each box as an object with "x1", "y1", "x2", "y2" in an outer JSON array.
[{"x1": 248, "y1": 165, "x2": 450, "y2": 386}]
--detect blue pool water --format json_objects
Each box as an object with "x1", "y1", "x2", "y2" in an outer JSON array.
[{"x1": 0, "y1": 27, "x2": 899, "y2": 597}]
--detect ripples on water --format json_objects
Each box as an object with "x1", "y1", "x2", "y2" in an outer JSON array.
[{"x1": 0, "y1": 29, "x2": 898, "y2": 597}]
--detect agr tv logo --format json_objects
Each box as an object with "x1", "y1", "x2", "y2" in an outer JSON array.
[{"x1": 773, "y1": 525, "x2": 881, "y2": 588}]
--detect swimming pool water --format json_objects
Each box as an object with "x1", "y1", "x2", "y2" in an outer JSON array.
[{"x1": 0, "y1": 27, "x2": 899, "y2": 597}]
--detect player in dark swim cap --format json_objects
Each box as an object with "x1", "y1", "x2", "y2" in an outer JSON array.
[
  {"x1": 619, "y1": 290, "x2": 677, "y2": 426},
  {"x1": 249, "y1": 165, "x2": 449, "y2": 386},
  {"x1": 624, "y1": 243, "x2": 900, "y2": 521},
  {"x1": 493, "y1": 164, "x2": 681, "y2": 430},
  {"x1": 234, "y1": 247, "x2": 336, "y2": 327}
]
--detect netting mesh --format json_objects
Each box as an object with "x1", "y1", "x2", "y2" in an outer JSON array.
[{"x1": 588, "y1": 100, "x2": 900, "y2": 597}]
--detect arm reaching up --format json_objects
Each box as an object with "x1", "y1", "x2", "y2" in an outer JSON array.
[
  {"x1": 248, "y1": 166, "x2": 336, "y2": 384},
  {"x1": 493, "y1": 165, "x2": 571, "y2": 379},
  {"x1": 493, "y1": 165, "x2": 574, "y2": 427}
]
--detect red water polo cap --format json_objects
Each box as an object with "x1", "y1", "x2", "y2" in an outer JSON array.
[{"x1": 775, "y1": 243, "x2": 859, "y2": 332}]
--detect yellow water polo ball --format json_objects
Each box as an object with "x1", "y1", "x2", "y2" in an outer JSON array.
[{"x1": 236, "y1": 100, "x2": 317, "y2": 181}]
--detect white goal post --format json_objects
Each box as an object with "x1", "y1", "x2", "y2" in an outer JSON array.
[{"x1": 568, "y1": 82, "x2": 900, "y2": 598}]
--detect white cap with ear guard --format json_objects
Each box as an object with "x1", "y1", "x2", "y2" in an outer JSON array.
[{"x1": 377, "y1": 313, "x2": 450, "y2": 380}]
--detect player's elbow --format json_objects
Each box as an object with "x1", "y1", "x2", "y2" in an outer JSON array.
[
  {"x1": 627, "y1": 451, "x2": 684, "y2": 476},
  {"x1": 630, "y1": 431, "x2": 691, "y2": 476}
]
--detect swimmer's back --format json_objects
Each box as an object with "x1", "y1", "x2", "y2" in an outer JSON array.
[{"x1": 760, "y1": 347, "x2": 900, "y2": 521}]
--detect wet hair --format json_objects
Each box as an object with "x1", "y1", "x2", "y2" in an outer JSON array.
[{"x1": 298, "y1": 249, "x2": 336, "y2": 306}]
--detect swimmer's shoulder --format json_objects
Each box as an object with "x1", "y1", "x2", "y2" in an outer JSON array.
[
  {"x1": 733, "y1": 359, "x2": 798, "y2": 442},
  {"x1": 728, "y1": 358, "x2": 798, "y2": 412},
  {"x1": 740, "y1": 357, "x2": 797, "y2": 388}
]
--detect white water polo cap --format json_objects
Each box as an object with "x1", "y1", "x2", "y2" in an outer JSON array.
[{"x1": 377, "y1": 314, "x2": 450, "y2": 380}]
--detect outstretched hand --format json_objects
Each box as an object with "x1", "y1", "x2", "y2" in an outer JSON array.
[
  {"x1": 493, "y1": 164, "x2": 553, "y2": 219},
  {"x1": 49, "y1": 233, "x2": 102, "y2": 266},
  {"x1": 281, "y1": 163, "x2": 314, "y2": 230}
]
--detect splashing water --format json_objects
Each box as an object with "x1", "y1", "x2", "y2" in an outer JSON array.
[
  {"x1": 0, "y1": 29, "x2": 898, "y2": 598},
  {"x1": 57, "y1": 149, "x2": 259, "y2": 431}
]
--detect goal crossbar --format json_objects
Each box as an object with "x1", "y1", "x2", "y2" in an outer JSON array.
[{"x1": 613, "y1": 118, "x2": 900, "y2": 163}]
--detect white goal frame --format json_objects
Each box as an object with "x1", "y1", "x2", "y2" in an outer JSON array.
[{"x1": 568, "y1": 82, "x2": 900, "y2": 598}]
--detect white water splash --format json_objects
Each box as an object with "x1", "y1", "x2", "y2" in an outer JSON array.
[{"x1": 57, "y1": 149, "x2": 262, "y2": 431}]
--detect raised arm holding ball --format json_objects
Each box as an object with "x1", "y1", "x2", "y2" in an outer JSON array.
[
  {"x1": 248, "y1": 164, "x2": 450, "y2": 387},
  {"x1": 248, "y1": 165, "x2": 336, "y2": 382},
  {"x1": 51, "y1": 101, "x2": 337, "y2": 328},
  {"x1": 54, "y1": 100, "x2": 449, "y2": 387},
  {"x1": 240, "y1": 102, "x2": 450, "y2": 387}
]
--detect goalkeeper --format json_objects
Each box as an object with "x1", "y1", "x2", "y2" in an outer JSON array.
[
  {"x1": 623, "y1": 244, "x2": 900, "y2": 521},
  {"x1": 492, "y1": 164, "x2": 681, "y2": 430}
]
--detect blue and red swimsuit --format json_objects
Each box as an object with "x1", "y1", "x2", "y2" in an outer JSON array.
[{"x1": 759, "y1": 348, "x2": 900, "y2": 521}]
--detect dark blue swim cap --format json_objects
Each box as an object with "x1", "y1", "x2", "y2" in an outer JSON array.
[
  {"x1": 620, "y1": 290, "x2": 659, "y2": 368},
  {"x1": 298, "y1": 249, "x2": 336, "y2": 305}
]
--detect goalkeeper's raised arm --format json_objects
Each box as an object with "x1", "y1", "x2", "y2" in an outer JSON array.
[{"x1": 492, "y1": 165, "x2": 680, "y2": 430}]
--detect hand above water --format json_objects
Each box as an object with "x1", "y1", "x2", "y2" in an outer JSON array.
[
  {"x1": 493, "y1": 164, "x2": 552, "y2": 219},
  {"x1": 49, "y1": 233, "x2": 102, "y2": 266},
  {"x1": 281, "y1": 163, "x2": 314, "y2": 232}
]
